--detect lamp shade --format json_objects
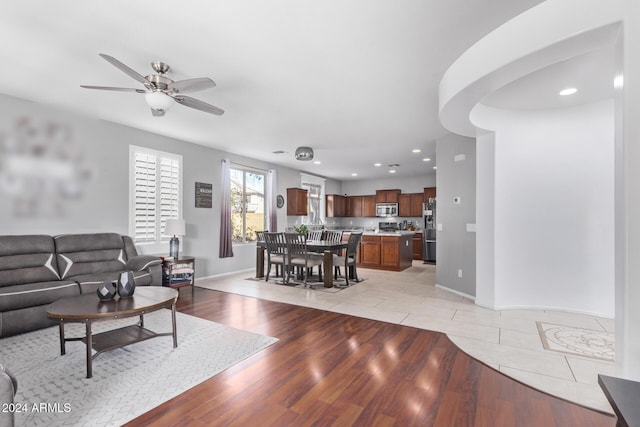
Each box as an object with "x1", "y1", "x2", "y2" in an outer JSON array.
[
  {"x1": 145, "y1": 91, "x2": 174, "y2": 111},
  {"x1": 165, "y1": 219, "x2": 185, "y2": 236}
]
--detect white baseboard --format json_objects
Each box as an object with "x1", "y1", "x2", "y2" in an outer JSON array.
[
  {"x1": 196, "y1": 268, "x2": 254, "y2": 282},
  {"x1": 435, "y1": 283, "x2": 476, "y2": 301}
]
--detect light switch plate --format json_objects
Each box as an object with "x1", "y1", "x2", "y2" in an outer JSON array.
[{"x1": 437, "y1": 223, "x2": 443, "y2": 231}]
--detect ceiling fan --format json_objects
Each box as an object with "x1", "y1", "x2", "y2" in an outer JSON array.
[{"x1": 81, "y1": 53, "x2": 224, "y2": 117}]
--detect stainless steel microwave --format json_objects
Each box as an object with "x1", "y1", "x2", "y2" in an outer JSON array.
[{"x1": 376, "y1": 203, "x2": 398, "y2": 217}]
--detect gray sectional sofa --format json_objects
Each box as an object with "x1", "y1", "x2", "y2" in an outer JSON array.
[{"x1": 0, "y1": 233, "x2": 162, "y2": 338}]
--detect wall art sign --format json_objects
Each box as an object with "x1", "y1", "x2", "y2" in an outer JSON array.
[{"x1": 195, "y1": 182, "x2": 213, "y2": 208}]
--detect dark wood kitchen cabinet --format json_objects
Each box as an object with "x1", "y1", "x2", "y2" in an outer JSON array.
[
  {"x1": 360, "y1": 235, "x2": 381, "y2": 267},
  {"x1": 412, "y1": 232, "x2": 423, "y2": 260},
  {"x1": 362, "y1": 195, "x2": 376, "y2": 217},
  {"x1": 286, "y1": 188, "x2": 308, "y2": 216},
  {"x1": 358, "y1": 234, "x2": 413, "y2": 271},
  {"x1": 399, "y1": 192, "x2": 425, "y2": 217},
  {"x1": 376, "y1": 189, "x2": 401, "y2": 203},
  {"x1": 399, "y1": 194, "x2": 411, "y2": 217},
  {"x1": 424, "y1": 187, "x2": 436, "y2": 201},
  {"x1": 347, "y1": 196, "x2": 363, "y2": 217},
  {"x1": 326, "y1": 194, "x2": 346, "y2": 217}
]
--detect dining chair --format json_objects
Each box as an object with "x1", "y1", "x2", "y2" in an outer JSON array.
[
  {"x1": 255, "y1": 230, "x2": 266, "y2": 242},
  {"x1": 284, "y1": 232, "x2": 323, "y2": 287},
  {"x1": 307, "y1": 230, "x2": 323, "y2": 241},
  {"x1": 263, "y1": 232, "x2": 287, "y2": 282},
  {"x1": 333, "y1": 231, "x2": 362, "y2": 287},
  {"x1": 323, "y1": 230, "x2": 344, "y2": 277}
]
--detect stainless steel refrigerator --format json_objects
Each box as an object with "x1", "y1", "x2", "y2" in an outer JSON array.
[{"x1": 422, "y1": 199, "x2": 436, "y2": 262}]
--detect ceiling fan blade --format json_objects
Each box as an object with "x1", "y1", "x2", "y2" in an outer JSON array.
[
  {"x1": 169, "y1": 77, "x2": 216, "y2": 93},
  {"x1": 173, "y1": 95, "x2": 224, "y2": 116},
  {"x1": 98, "y1": 53, "x2": 151, "y2": 87},
  {"x1": 80, "y1": 85, "x2": 146, "y2": 93},
  {"x1": 151, "y1": 108, "x2": 165, "y2": 117}
]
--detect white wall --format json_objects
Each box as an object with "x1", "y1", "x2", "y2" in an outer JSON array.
[{"x1": 474, "y1": 100, "x2": 615, "y2": 317}]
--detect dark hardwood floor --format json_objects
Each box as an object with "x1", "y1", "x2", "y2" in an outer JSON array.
[{"x1": 125, "y1": 287, "x2": 615, "y2": 426}]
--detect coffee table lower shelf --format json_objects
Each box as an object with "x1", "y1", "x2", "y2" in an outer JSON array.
[{"x1": 84, "y1": 324, "x2": 173, "y2": 356}]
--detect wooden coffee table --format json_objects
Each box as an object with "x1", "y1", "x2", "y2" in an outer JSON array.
[{"x1": 47, "y1": 286, "x2": 179, "y2": 378}]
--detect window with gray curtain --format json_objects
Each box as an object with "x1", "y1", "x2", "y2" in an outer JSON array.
[
  {"x1": 219, "y1": 159, "x2": 233, "y2": 258},
  {"x1": 230, "y1": 166, "x2": 266, "y2": 243}
]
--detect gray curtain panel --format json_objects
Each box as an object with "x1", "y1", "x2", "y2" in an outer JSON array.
[
  {"x1": 219, "y1": 159, "x2": 234, "y2": 258},
  {"x1": 267, "y1": 169, "x2": 277, "y2": 232}
]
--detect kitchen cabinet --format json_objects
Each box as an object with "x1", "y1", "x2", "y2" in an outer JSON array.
[
  {"x1": 399, "y1": 193, "x2": 425, "y2": 217},
  {"x1": 326, "y1": 194, "x2": 346, "y2": 217},
  {"x1": 412, "y1": 232, "x2": 423, "y2": 260},
  {"x1": 424, "y1": 187, "x2": 436, "y2": 200},
  {"x1": 286, "y1": 188, "x2": 308, "y2": 216},
  {"x1": 376, "y1": 189, "x2": 401, "y2": 203},
  {"x1": 357, "y1": 233, "x2": 413, "y2": 271},
  {"x1": 399, "y1": 194, "x2": 411, "y2": 217},
  {"x1": 347, "y1": 196, "x2": 363, "y2": 217},
  {"x1": 360, "y1": 235, "x2": 381, "y2": 266},
  {"x1": 362, "y1": 195, "x2": 376, "y2": 217},
  {"x1": 410, "y1": 193, "x2": 425, "y2": 216}
]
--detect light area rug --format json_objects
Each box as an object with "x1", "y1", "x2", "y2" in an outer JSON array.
[
  {"x1": 536, "y1": 321, "x2": 615, "y2": 361},
  {"x1": 0, "y1": 310, "x2": 278, "y2": 426}
]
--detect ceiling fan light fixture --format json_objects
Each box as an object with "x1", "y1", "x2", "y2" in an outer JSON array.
[
  {"x1": 145, "y1": 91, "x2": 174, "y2": 111},
  {"x1": 295, "y1": 146, "x2": 314, "y2": 161}
]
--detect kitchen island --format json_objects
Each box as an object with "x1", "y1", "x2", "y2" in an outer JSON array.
[{"x1": 339, "y1": 230, "x2": 415, "y2": 272}]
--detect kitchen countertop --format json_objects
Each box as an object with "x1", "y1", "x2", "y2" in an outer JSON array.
[{"x1": 326, "y1": 229, "x2": 417, "y2": 236}]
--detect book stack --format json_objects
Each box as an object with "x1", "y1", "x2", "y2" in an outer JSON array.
[{"x1": 162, "y1": 261, "x2": 194, "y2": 286}]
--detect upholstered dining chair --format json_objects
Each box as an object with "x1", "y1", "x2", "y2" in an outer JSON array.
[
  {"x1": 263, "y1": 232, "x2": 287, "y2": 282},
  {"x1": 333, "y1": 231, "x2": 362, "y2": 287},
  {"x1": 284, "y1": 232, "x2": 323, "y2": 287}
]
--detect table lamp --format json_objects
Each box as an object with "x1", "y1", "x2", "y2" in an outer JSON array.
[{"x1": 165, "y1": 219, "x2": 186, "y2": 259}]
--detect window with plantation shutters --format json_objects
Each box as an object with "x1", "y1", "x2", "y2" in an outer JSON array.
[{"x1": 129, "y1": 145, "x2": 182, "y2": 250}]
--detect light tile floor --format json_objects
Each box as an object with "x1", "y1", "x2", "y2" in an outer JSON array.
[{"x1": 196, "y1": 261, "x2": 615, "y2": 414}]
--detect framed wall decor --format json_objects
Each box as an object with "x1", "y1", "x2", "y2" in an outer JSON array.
[{"x1": 195, "y1": 182, "x2": 213, "y2": 208}]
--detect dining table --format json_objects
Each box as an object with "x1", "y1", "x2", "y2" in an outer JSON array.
[{"x1": 256, "y1": 239, "x2": 348, "y2": 288}]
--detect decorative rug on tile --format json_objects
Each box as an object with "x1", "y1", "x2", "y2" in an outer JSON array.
[
  {"x1": 536, "y1": 321, "x2": 615, "y2": 361},
  {"x1": 246, "y1": 276, "x2": 367, "y2": 292},
  {"x1": 0, "y1": 311, "x2": 278, "y2": 427}
]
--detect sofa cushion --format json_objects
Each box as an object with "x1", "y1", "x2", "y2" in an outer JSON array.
[
  {"x1": 70, "y1": 270, "x2": 153, "y2": 294},
  {"x1": 0, "y1": 281, "x2": 79, "y2": 312},
  {"x1": 0, "y1": 235, "x2": 60, "y2": 287},
  {"x1": 54, "y1": 233, "x2": 128, "y2": 279}
]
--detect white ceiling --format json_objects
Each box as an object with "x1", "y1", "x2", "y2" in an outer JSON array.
[
  {"x1": 0, "y1": 0, "x2": 544, "y2": 181},
  {"x1": 481, "y1": 45, "x2": 618, "y2": 110}
]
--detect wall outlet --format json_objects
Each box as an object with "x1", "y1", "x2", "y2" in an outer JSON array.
[
  {"x1": 458, "y1": 269, "x2": 463, "y2": 278},
  {"x1": 453, "y1": 196, "x2": 461, "y2": 204}
]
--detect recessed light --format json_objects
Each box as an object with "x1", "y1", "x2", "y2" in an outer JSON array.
[
  {"x1": 614, "y1": 74, "x2": 624, "y2": 89},
  {"x1": 272, "y1": 150, "x2": 287, "y2": 154},
  {"x1": 559, "y1": 87, "x2": 577, "y2": 96},
  {"x1": 389, "y1": 170, "x2": 396, "y2": 174},
  {"x1": 313, "y1": 161, "x2": 321, "y2": 165},
  {"x1": 412, "y1": 149, "x2": 421, "y2": 153},
  {"x1": 374, "y1": 163, "x2": 382, "y2": 167},
  {"x1": 351, "y1": 173, "x2": 358, "y2": 176},
  {"x1": 423, "y1": 158, "x2": 431, "y2": 162},
  {"x1": 433, "y1": 166, "x2": 437, "y2": 170},
  {"x1": 388, "y1": 163, "x2": 400, "y2": 167}
]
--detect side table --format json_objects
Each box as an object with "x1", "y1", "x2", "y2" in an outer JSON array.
[{"x1": 162, "y1": 256, "x2": 195, "y2": 296}]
